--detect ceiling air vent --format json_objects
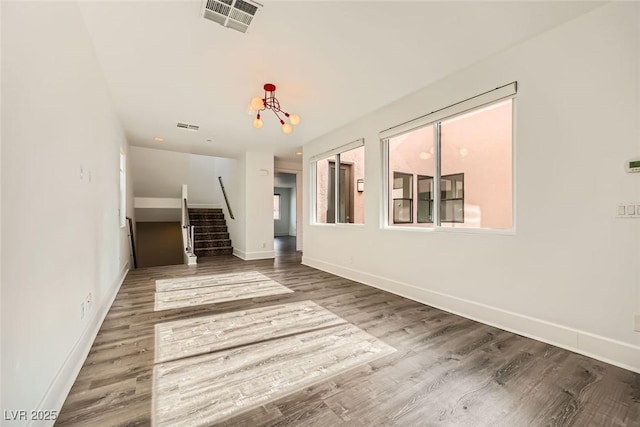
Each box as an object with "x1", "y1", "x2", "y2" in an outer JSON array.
[
  {"x1": 177, "y1": 122, "x2": 200, "y2": 131},
  {"x1": 201, "y1": 0, "x2": 262, "y2": 33}
]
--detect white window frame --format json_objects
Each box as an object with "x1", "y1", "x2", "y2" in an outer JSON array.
[
  {"x1": 310, "y1": 138, "x2": 365, "y2": 226},
  {"x1": 381, "y1": 82, "x2": 517, "y2": 234},
  {"x1": 119, "y1": 149, "x2": 126, "y2": 228}
]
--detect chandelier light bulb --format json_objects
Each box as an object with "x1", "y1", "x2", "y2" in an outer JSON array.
[
  {"x1": 250, "y1": 96, "x2": 264, "y2": 111},
  {"x1": 253, "y1": 114, "x2": 263, "y2": 129},
  {"x1": 289, "y1": 114, "x2": 300, "y2": 126},
  {"x1": 282, "y1": 123, "x2": 293, "y2": 134}
]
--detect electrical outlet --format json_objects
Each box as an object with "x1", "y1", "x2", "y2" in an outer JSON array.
[{"x1": 80, "y1": 302, "x2": 85, "y2": 320}]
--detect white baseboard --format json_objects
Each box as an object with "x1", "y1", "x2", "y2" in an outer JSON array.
[
  {"x1": 29, "y1": 264, "x2": 130, "y2": 427},
  {"x1": 302, "y1": 256, "x2": 640, "y2": 374},
  {"x1": 233, "y1": 248, "x2": 275, "y2": 260}
]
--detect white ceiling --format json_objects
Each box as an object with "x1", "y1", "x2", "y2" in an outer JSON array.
[{"x1": 78, "y1": 1, "x2": 603, "y2": 162}]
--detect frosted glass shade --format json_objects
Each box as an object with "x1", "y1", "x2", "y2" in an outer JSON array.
[{"x1": 250, "y1": 97, "x2": 264, "y2": 110}]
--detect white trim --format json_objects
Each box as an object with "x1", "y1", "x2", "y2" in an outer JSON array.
[
  {"x1": 308, "y1": 138, "x2": 364, "y2": 163},
  {"x1": 134, "y1": 197, "x2": 181, "y2": 209},
  {"x1": 382, "y1": 224, "x2": 516, "y2": 235},
  {"x1": 302, "y1": 256, "x2": 640, "y2": 374},
  {"x1": 379, "y1": 82, "x2": 517, "y2": 139},
  {"x1": 30, "y1": 265, "x2": 130, "y2": 427},
  {"x1": 233, "y1": 248, "x2": 275, "y2": 260}
]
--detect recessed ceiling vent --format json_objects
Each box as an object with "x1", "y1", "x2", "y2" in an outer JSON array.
[
  {"x1": 177, "y1": 122, "x2": 200, "y2": 131},
  {"x1": 201, "y1": 0, "x2": 262, "y2": 33}
]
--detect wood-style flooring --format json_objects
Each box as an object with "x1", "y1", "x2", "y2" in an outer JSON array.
[{"x1": 57, "y1": 242, "x2": 640, "y2": 426}]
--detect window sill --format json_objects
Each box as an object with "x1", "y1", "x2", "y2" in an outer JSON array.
[
  {"x1": 383, "y1": 225, "x2": 515, "y2": 236},
  {"x1": 310, "y1": 223, "x2": 365, "y2": 228}
]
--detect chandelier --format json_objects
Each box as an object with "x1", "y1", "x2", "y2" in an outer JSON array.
[{"x1": 249, "y1": 83, "x2": 300, "y2": 134}]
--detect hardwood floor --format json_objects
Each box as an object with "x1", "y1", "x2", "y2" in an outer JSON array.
[{"x1": 57, "y1": 251, "x2": 640, "y2": 426}]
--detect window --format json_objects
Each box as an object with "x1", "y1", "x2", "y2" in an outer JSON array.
[
  {"x1": 312, "y1": 139, "x2": 365, "y2": 224},
  {"x1": 273, "y1": 194, "x2": 281, "y2": 220},
  {"x1": 392, "y1": 172, "x2": 413, "y2": 223},
  {"x1": 417, "y1": 175, "x2": 433, "y2": 223},
  {"x1": 383, "y1": 83, "x2": 515, "y2": 230},
  {"x1": 119, "y1": 150, "x2": 126, "y2": 228}
]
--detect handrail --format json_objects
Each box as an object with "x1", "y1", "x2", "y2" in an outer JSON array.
[
  {"x1": 183, "y1": 198, "x2": 194, "y2": 254},
  {"x1": 183, "y1": 198, "x2": 190, "y2": 229},
  {"x1": 218, "y1": 176, "x2": 235, "y2": 220}
]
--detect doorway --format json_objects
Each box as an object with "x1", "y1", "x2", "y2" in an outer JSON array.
[{"x1": 274, "y1": 172, "x2": 297, "y2": 253}]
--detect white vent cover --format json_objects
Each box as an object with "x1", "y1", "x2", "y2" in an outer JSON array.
[
  {"x1": 201, "y1": 0, "x2": 261, "y2": 33},
  {"x1": 177, "y1": 122, "x2": 200, "y2": 131}
]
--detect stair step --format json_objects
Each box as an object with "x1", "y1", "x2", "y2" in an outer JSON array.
[
  {"x1": 188, "y1": 207, "x2": 232, "y2": 258},
  {"x1": 189, "y1": 208, "x2": 223, "y2": 213},
  {"x1": 193, "y1": 225, "x2": 227, "y2": 235},
  {"x1": 195, "y1": 247, "x2": 233, "y2": 256},
  {"x1": 190, "y1": 213, "x2": 225, "y2": 220},
  {"x1": 191, "y1": 220, "x2": 226, "y2": 226},
  {"x1": 193, "y1": 231, "x2": 229, "y2": 239},
  {"x1": 195, "y1": 239, "x2": 232, "y2": 248},
  {"x1": 189, "y1": 217, "x2": 227, "y2": 224}
]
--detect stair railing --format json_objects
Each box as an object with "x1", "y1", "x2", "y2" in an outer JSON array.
[
  {"x1": 183, "y1": 198, "x2": 195, "y2": 255},
  {"x1": 218, "y1": 176, "x2": 235, "y2": 220}
]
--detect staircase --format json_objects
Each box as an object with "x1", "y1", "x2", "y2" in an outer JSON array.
[{"x1": 189, "y1": 208, "x2": 233, "y2": 257}]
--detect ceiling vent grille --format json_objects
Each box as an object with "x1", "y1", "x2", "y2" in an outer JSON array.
[
  {"x1": 177, "y1": 122, "x2": 200, "y2": 131},
  {"x1": 201, "y1": 0, "x2": 261, "y2": 33}
]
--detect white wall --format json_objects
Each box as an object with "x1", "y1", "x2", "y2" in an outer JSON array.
[
  {"x1": 130, "y1": 146, "x2": 225, "y2": 207},
  {"x1": 1, "y1": 2, "x2": 134, "y2": 423},
  {"x1": 241, "y1": 152, "x2": 275, "y2": 259},
  {"x1": 303, "y1": 2, "x2": 640, "y2": 372},
  {"x1": 130, "y1": 146, "x2": 189, "y2": 198},
  {"x1": 214, "y1": 156, "x2": 244, "y2": 255},
  {"x1": 217, "y1": 152, "x2": 275, "y2": 260}
]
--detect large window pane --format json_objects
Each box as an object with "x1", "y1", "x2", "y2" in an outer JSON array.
[
  {"x1": 440, "y1": 99, "x2": 512, "y2": 229},
  {"x1": 388, "y1": 125, "x2": 435, "y2": 227},
  {"x1": 417, "y1": 175, "x2": 433, "y2": 223},
  {"x1": 392, "y1": 172, "x2": 413, "y2": 223}
]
